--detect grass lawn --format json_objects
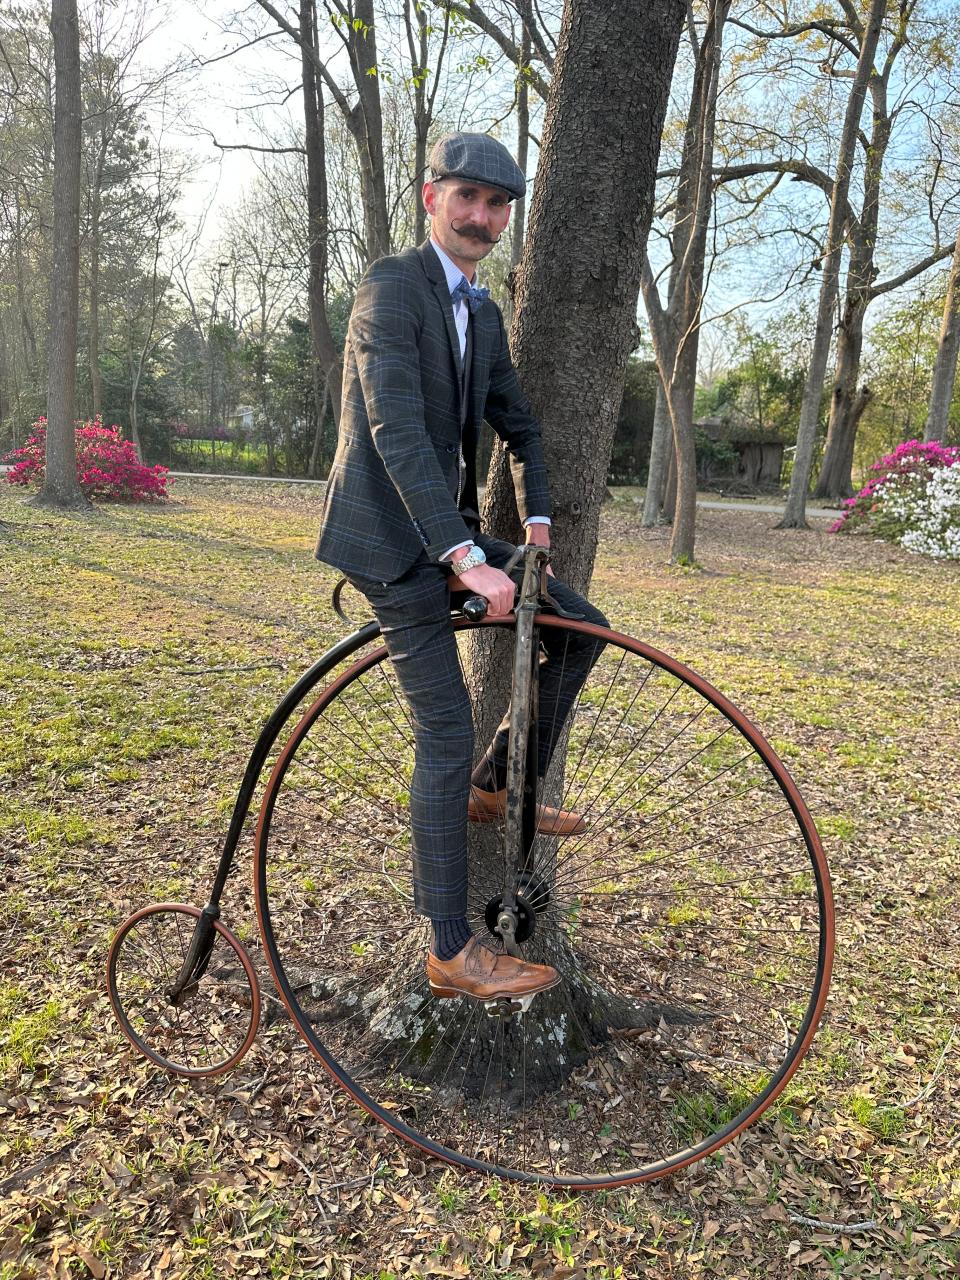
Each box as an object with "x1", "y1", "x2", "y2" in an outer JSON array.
[{"x1": 0, "y1": 478, "x2": 958, "y2": 1279}]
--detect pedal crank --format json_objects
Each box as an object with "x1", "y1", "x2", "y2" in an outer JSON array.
[
  {"x1": 484, "y1": 991, "x2": 537, "y2": 1019},
  {"x1": 497, "y1": 908, "x2": 521, "y2": 957}
]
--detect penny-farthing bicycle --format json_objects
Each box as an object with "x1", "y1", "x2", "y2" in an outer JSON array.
[{"x1": 107, "y1": 546, "x2": 834, "y2": 1188}]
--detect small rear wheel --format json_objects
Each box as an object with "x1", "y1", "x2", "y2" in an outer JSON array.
[{"x1": 107, "y1": 902, "x2": 261, "y2": 1077}]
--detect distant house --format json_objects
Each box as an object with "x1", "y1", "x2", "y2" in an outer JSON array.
[
  {"x1": 695, "y1": 413, "x2": 787, "y2": 491},
  {"x1": 227, "y1": 406, "x2": 255, "y2": 435}
]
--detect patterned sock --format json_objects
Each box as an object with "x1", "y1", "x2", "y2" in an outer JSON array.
[{"x1": 430, "y1": 915, "x2": 473, "y2": 960}]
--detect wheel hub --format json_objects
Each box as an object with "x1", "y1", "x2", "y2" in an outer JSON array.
[{"x1": 484, "y1": 871, "x2": 551, "y2": 944}]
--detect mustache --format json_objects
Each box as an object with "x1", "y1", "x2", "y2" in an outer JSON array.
[{"x1": 451, "y1": 221, "x2": 500, "y2": 245}]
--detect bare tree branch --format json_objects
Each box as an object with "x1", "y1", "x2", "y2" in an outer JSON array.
[
  {"x1": 869, "y1": 240, "x2": 956, "y2": 299},
  {"x1": 193, "y1": 30, "x2": 283, "y2": 68},
  {"x1": 729, "y1": 17, "x2": 859, "y2": 59},
  {"x1": 205, "y1": 131, "x2": 306, "y2": 155}
]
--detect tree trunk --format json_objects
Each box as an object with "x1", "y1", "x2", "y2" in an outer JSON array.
[
  {"x1": 778, "y1": 0, "x2": 885, "y2": 529},
  {"x1": 663, "y1": 442, "x2": 677, "y2": 522},
  {"x1": 406, "y1": 0, "x2": 432, "y2": 245},
  {"x1": 255, "y1": 0, "x2": 389, "y2": 260},
  {"x1": 641, "y1": 379, "x2": 671, "y2": 525},
  {"x1": 87, "y1": 141, "x2": 108, "y2": 421},
  {"x1": 38, "y1": 0, "x2": 88, "y2": 511},
  {"x1": 350, "y1": 0, "x2": 390, "y2": 261},
  {"x1": 297, "y1": 925, "x2": 666, "y2": 1103},
  {"x1": 814, "y1": 286, "x2": 867, "y2": 500},
  {"x1": 511, "y1": 23, "x2": 531, "y2": 272},
  {"x1": 482, "y1": 0, "x2": 683, "y2": 595},
  {"x1": 665, "y1": 334, "x2": 699, "y2": 561},
  {"x1": 127, "y1": 320, "x2": 146, "y2": 461},
  {"x1": 814, "y1": 74, "x2": 892, "y2": 502},
  {"x1": 640, "y1": 0, "x2": 728, "y2": 564},
  {"x1": 475, "y1": 0, "x2": 683, "y2": 825},
  {"x1": 301, "y1": 0, "x2": 342, "y2": 429},
  {"x1": 308, "y1": 372, "x2": 332, "y2": 479},
  {"x1": 129, "y1": 388, "x2": 143, "y2": 459},
  {"x1": 925, "y1": 230, "x2": 960, "y2": 443}
]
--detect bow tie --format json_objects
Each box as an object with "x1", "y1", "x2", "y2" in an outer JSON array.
[{"x1": 451, "y1": 276, "x2": 490, "y2": 314}]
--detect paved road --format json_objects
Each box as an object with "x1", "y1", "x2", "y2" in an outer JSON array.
[
  {"x1": 692, "y1": 499, "x2": 838, "y2": 518},
  {"x1": 158, "y1": 473, "x2": 844, "y2": 518}
]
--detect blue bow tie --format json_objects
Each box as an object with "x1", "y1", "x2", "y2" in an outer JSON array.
[{"x1": 451, "y1": 276, "x2": 490, "y2": 314}]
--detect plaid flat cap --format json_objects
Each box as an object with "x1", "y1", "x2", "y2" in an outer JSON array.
[{"x1": 428, "y1": 132, "x2": 526, "y2": 201}]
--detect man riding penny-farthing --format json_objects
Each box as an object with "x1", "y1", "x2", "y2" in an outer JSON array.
[{"x1": 108, "y1": 133, "x2": 833, "y2": 1188}]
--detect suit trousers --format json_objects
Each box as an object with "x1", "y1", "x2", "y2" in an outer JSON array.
[{"x1": 346, "y1": 535, "x2": 609, "y2": 920}]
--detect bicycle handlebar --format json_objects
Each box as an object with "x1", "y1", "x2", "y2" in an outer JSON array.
[{"x1": 459, "y1": 595, "x2": 488, "y2": 621}]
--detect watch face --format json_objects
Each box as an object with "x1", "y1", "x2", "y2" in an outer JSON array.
[{"x1": 455, "y1": 546, "x2": 484, "y2": 572}]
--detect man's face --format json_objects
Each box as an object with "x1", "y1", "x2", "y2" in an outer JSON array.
[{"x1": 423, "y1": 178, "x2": 512, "y2": 273}]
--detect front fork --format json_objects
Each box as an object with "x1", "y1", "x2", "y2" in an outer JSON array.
[
  {"x1": 166, "y1": 903, "x2": 219, "y2": 1004},
  {"x1": 498, "y1": 548, "x2": 550, "y2": 955}
]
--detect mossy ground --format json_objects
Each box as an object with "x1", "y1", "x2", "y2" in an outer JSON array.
[{"x1": 0, "y1": 480, "x2": 958, "y2": 1278}]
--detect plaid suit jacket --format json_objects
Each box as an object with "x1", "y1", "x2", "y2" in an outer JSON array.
[{"x1": 316, "y1": 238, "x2": 551, "y2": 582}]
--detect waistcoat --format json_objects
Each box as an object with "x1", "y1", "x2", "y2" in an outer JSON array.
[{"x1": 457, "y1": 318, "x2": 480, "y2": 529}]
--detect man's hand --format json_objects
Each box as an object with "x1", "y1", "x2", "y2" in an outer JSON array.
[
  {"x1": 456, "y1": 563, "x2": 516, "y2": 616},
  {"x1": 524, "y1": 521, "x2": 555, "y2": 576}
]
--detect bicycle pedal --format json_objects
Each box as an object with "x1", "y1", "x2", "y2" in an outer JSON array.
[{"x1": 484, "y1": 992, "x2": 536, "y2": 1019}]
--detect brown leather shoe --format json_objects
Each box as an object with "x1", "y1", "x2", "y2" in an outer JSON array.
[
  {"x1": 467, "y1": 785, "x2": 586, "y2": 836},
  {"x1": 426, "y1": 937, "x2": 560, "y2": 1001}
]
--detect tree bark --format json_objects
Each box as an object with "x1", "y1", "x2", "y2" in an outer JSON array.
[
  {"x1": 640, "y1": 0, "x2": 729, "y2": 563},
  {"x1": 814, "y1": 67, "x2": 892, "y2": 501},
  {"x1": 308, "y1": 371, "x2": 332, "y2": 479},
  {"x1": 641, "y1": 379, "x2": 672, "y2": 525},
  {"x1": 924, "y1": 230, "x2": 960, "y2": 443},
  {"x1": 813, "y1": 281, "x2": 867, "y2": 500},
  {"x1": 473, "y1": 0, "x2": 683, "y2": 838},
  {"x1": 778, "y1": 0, "x2": 885, "y2": 529},
  {"x1": 38, "y1": 0, "x2": 88, "y2": 510},
  {"x1": 301, "y1": 0, "x2": 342, "y2": 434},
  {"x1": 482, "y1": 0, "x2": 683, "y2": 595},
  {"x1": 510, "y1": 22, "x2": 531, "y2": 273},
  {"x1": 404, "y1": 0, "x2": 449, "y2": 246},
  {"x1": 346, "y1": 0, "x2": 389, "y2": 261},
  {"x1": 667, "y1": 333, "x2": 699, "y2": 557},
  {"x1": 87, "y1": 154, "x2": 105, "y2": 419}
]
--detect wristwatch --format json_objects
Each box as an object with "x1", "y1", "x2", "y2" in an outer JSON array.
[{"x1": 451, "y1": 545, "x2": 487, "y2": 575}]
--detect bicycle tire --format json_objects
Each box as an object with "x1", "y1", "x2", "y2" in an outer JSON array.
[
  {"x1": 253, "y1": 616, "x2": 834, "y2": 1187},
  {"x1": 107, "y1": 902, "x2": 261, "y2": 1077}
]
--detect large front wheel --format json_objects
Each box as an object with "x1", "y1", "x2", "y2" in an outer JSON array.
[{"x1": 253, "y1": 617, "x2": 833, "y2": 1188}]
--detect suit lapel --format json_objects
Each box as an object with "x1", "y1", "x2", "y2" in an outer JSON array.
[{"x1": 419, "y1": 239, "x2": 464, "y2": 378}]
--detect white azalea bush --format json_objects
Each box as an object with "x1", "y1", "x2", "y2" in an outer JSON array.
[
  {"x1": 886, "y1": 464, "x2": 960, "y2": 560},
  {"x1": 831, "y1": 439, "x2": 960, "y2": 560}
]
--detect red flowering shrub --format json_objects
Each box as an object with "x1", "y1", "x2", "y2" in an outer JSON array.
[{"x1": 3, "y1": 417, "x2": 171, "y2": 502}]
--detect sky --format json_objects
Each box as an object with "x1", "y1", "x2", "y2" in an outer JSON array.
[{"x1": 135, "y1": 0, "x2": 307, "y2": 253}]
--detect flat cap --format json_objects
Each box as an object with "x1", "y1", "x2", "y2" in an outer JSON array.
[{"x1": 428, "y1": 131, "x2": 526, "y2": 201}]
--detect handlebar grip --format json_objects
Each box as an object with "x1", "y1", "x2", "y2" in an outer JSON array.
[{"x1": 460, "y1": 595, "x2": 488, "y2": 621}]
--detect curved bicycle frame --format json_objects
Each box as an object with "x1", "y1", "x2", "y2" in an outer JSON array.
[{"x1": 162, "y1": 618, "x2": 380, "y2": 1001}]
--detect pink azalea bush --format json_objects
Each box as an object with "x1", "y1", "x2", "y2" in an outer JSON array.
[
  {"x1": 3, "y1": 417, "x2": 171, "y2": 502},
  {"x1": 829, "y1": 439, "x2": 960, "y2": 536}
]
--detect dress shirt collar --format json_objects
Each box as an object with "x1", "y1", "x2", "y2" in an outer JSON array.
[{"x1": 430, "y1": 236, "x2": 478, "y2": 294}]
